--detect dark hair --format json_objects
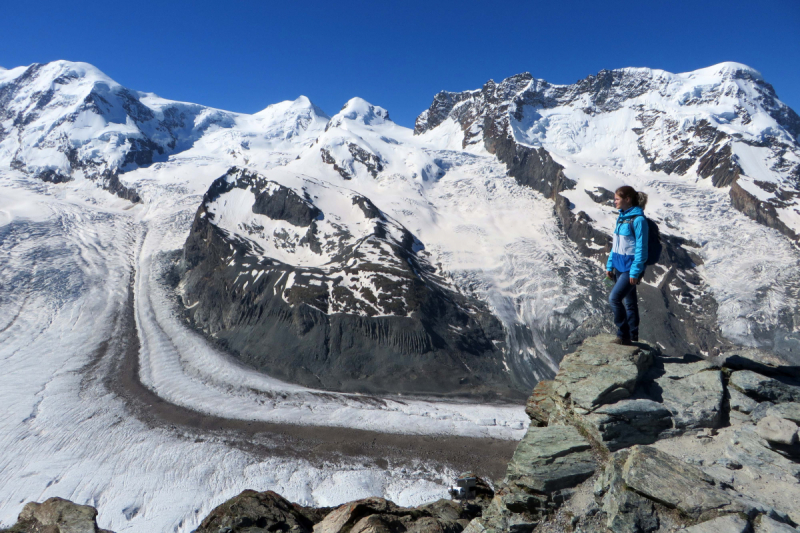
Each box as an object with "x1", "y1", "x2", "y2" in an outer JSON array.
[{"x1": 615, "y1": 186, "x2": 648, "y2": 210}]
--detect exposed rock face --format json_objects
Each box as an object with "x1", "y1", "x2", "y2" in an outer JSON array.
[
  {"x1": 178, "y1": 167, "x2": 519, "y2": 398},
  {"x1": 2, "y1": 497, "x2": 113, "y2": 533}
]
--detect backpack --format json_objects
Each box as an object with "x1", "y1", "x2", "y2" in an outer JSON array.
[{"x1": 634, "y1": 216, "x2": 662, "y2": 266}]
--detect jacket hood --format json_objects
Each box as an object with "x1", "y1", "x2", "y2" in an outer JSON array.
[{"x1": 617, "y1": 206, "x2": 644, "y2": 219}]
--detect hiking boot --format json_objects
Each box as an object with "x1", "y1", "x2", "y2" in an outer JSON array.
[
  {"x1": 610, "y1": 337, "x2": 632, "y2": 346},
  {"x1": 631, "y1": 335, "x2": 638, "y2": 342}
]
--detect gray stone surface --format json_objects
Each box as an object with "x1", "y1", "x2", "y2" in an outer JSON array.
[
  {"x1": 724, "y1": 426, "x2": 800, "y2": 483},
  {"x1": 756, "y1": 415, "x2": 799, "y2": 445},
  {"x1": 752, "y1": 401, "x2": 777, "y2": 423},
  {"x1": 553, "y1": 335, "x2": 654, "y2": 410},
  {"x1": 585, "y1": 399, "x2": 672, "y2": 451},
  {"x1": 730, "y1": 370, "x2": 800, "y2": 404},
  {"x1": 621, "y1": 446, "x2": 733, "y2": 519},
  {"x1": 730, "y1": 387, "x2": 760, "y2": 414},
  {"x1": 755, "y1": 515, "x2": 800, "y2": 533},
  {"x1": 661, "y1": 360, "x2": 717, "y2": 379},
  {"x1": 506, "y1": 425, "x2": 597, "y2": 493},
  {"x1": 657, "y1": 369, "x2": 724, "y2": 429},
  {"x1": 685, "y1": 514, "x2": 750, "y2": 533},
  {"x1": 766, "y1": 402, "x2": 800, "y2": 424},
  {"x1": 598, "y1": 450, "x2": 659, "y2": 533}
]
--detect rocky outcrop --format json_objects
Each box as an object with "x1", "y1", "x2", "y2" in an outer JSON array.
[
  {"x1": 465, "y1": 334, "x2": 800, "y2": 532},
  {"x1": 1, "y1": 497, "x2": 114, "y2": 533},
  {"x1": 178, "y1": 168, "x2": 521, "y2": 398}
]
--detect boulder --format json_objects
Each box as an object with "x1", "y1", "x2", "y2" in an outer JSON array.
[
  {"x1": 730, "y1": 387, "x2": 759, "y2": 414},
  {"x1": 194, "y1": 490, "x2": 326, "y2": 533},
  {"x1": 9, "y1": 497, "x2": 113, "y2": 533},
  {"x1": 505, "y1": 425, "x2": 597, "y2": 494},
  {"x1": 584, "y1": 399, "x2": 672, "y2": 451},
  {"x1": 755, "y1": 515, "x2": 800, "y2": 533},
  {"x1": 756, "y1": 416, "x2": 799, "y2": 446},
  {"x1": 312, "y1": 497, "x2": 471, "y2": 533},
  {"x1": 766, "y1": 402, "x2": 800, "y2": 424},
  {"x1": 685, "y1": 514, "x2": 750, "y2": 533},
  {"x1": 656, "y1": 369, "x2": 724, "y2": 429},
  {"x1": 313, "y1": 499, "x2": 421, "y2": 533},
  {"x1": 552, "y1": 334, "x2": 654, "y2": 411},
  {"x1": 729, "y1": 371, "x2": 800, "y2": 404},
  {"x1": 621, "y1": 446, "x2": 733, "y2": 519}
]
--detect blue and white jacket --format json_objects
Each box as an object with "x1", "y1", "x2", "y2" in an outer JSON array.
[{"x1": 606, "y1": 206, "x2": 648, "y2": 279}]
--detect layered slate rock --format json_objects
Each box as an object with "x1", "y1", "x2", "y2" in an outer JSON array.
[
  {"x1": 3, "y1": 497, "x2": 114, "y2": 533},
  {"x1": 505, "y1": 425, "x2": 598, "y2": 493},
  {"x1": 179, "y1": 168, "x2": 518, "y2": 398},
  {"x1": 595, "y1": 449, "x2": 661, "y2": 533},
  {"x1": 654, "y1": 366, "x2": 725, "y2": 430},
  {"x1": 552, "y1": 334, "x2": 654, "y2": 410},
  {"x1": 585, "y1": 399, "x2": 673, "y2": 451},
  {"x1": 193, "y1": 490, "x2": 328, "y2": 533},
  {"x1": 621, "y1": 445, "x2": 735, "y2": 519}
]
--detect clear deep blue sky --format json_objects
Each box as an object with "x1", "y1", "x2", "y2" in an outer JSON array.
[{"x1": 3, "y1": 0, "x2": 799, "y2": 127}]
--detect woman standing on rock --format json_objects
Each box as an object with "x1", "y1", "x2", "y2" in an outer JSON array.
[{"x1": 606, "y1": 186, "x2": 648, "y2": 345}]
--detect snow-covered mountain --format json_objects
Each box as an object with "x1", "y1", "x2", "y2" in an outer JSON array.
[
  {"x1": 3, "y1": 59, "x2": 800, "y2": 531},
  {"x1": 4, "y1": 60, "x2": 800, "y2": 401},
  {"x1": 0, "y1": 61, "x2": 329, "y2": 197}
]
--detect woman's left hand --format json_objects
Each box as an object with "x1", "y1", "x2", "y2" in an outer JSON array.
[{"x1": 629, "y1": 277, "x2": 640, "y2": 285}]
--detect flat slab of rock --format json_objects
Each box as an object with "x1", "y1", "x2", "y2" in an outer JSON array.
[
  {"x1": 553, "y1": 334, "x2": 653, "y2": 410},
  {"x1": 729, "y1": 370, "x2": 800, "y2": 404},
  {"x1": 766, "y1": 402, "x2": 800, "y2": 424},
  {"x1": 506, "y1": 424, "x2": 597, "y2": 493},
  {"x1": 621, "y1": 445, "x2": 733, "y2": 519},
  {"x1": 657, "y1": 369, "x2": 724, "y2": 429},
  {"x1": 685, "y1": 514, "x2": 750, "y2": 533},
  {"x1": 585, "y1": 399, "x2": 672, "y2": 451},
  {"x1": 755, "y1": 515, "x2": 800, "y2": 532}
]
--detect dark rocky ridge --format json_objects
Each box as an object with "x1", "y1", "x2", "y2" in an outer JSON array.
[
  {"x1": 416, "y1": 72, "x2": 729, "y2": 359},
  {"x1": 178, "y1": 167, "x2": 525, "y2": 399}
]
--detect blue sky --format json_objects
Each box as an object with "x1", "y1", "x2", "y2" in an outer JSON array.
[{"x1": 3, "y1": 0, "x2": 798, "y2": 127}]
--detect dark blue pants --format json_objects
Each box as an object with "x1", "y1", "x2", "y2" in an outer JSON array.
[{"x1": 609, "y1": 270, "x2": 639, "y2": 340}]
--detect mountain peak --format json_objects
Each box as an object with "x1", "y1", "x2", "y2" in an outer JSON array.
[
  {"x1": 254, "y1": 95, "x2": 329, "y2": 121},
  {"x1": 333, "y1": 97, "x2": 391, "y2": 126}
]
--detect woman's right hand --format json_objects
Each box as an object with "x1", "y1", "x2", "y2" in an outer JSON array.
[{"x1": 606, "y1": 271, "x2": 614, "y2": 280}]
